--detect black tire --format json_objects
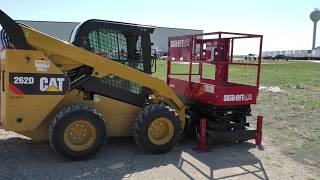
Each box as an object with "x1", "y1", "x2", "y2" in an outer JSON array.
[
  {"x1": 49, "y1": 105, "x2": 106, "y2": 159},
  {"x1": 133, "y1": 104, "x2": 182, "y2": 154}
]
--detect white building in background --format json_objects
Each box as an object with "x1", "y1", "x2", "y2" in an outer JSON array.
[
  {"x1": 17, "y1": 20, "x2": 202, "y2": 55},
  {"x1": 262, "y1": 48, "x2": 320, "y2": 60},
  {"x1": 150, "y1": 27, "x2": 202, "y2": 53},
  {"x1": 17, "y1": 20, "x2": 79, "y2": 42}
]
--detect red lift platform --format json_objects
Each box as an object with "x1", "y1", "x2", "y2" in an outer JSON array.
[{"x1": 166, "y1": 32, "x2": 263, "y2": 144}]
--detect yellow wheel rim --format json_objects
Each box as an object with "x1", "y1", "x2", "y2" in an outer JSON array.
[
  {"x1": 148, "y1": 117, "x2": 174, "y2": 145},
  {"x1": 63, "y1": 120, "x2": 96, "y2": 151}
]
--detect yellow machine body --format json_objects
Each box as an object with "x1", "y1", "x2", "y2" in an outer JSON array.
[{"x1": 0, "y1": 25, "x2": 185, "y2": 140}]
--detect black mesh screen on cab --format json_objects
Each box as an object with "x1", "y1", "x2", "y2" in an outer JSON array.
[{"x1": 85, "y1": 28, "x2": 145, "y2": 94}]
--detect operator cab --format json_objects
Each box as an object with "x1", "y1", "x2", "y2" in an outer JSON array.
[
  {"x1": 69, "y1": 19, "x2": 155, "y2": 74},
  {"x1": 68, "y1": 20, "x2": 156, "y2": 106}
]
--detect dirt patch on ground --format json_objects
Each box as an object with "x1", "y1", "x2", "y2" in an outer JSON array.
[{"x1": 251, "y1": 86, "x2": 320, "y2": 169}]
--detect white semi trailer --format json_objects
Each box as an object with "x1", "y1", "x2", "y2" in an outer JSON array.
[{"x1": 263, "y1": 49, "x2": 320, "y2": 60}]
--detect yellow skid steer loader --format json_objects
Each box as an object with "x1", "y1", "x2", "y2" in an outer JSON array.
[{"x1": 0, "y1": 10, "x2": 185, "y2": 159}]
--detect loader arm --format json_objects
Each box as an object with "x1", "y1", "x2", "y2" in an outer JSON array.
[{"x1": 22, "y1": 25, "x2": 185, "y2": 109}]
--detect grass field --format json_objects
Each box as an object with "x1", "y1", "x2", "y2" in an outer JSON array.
[
  {"x1": 153, "y1": 60, "x2": 320, "y2": 168},
  {"x1": 153, "y1": 60, "x2": 320, "y2": 88}
]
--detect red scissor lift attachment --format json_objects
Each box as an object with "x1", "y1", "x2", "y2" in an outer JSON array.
[{"x1": 167, "y1": 32, "x2": 263, "y2": 143}]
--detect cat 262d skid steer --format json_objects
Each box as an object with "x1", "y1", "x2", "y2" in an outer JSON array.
[{"x1": 0, "y1": 10, "x2": 263, "y2": 159}]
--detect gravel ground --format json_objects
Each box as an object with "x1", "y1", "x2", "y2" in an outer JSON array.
[{"x1": 0, "y1": 129, "x2": 318, "y2": 180}]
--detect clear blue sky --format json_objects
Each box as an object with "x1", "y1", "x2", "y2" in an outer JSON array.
[{"x1": 1, "y1": 0, "x2": 319, "y2": 51}]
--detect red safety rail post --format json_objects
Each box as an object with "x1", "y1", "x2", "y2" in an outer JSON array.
[
  {"x1": 194, "y1": 118, "x2": 209, "y2": 153},
  {"x1": 255, "y1": 115, "x2": 263, "y2": 146}
]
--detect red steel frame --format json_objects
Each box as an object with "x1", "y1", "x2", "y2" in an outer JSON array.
[{"x1": 166, "y1": 32, "x2": 263, "y2": 106}]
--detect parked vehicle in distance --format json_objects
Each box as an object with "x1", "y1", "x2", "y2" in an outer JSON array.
[
  {"x1": 263, "y1": 55, "x2": 272, "y2": 60},
  {"x1": 273, "y1": 54, "x2": 289, "y2": 60},
  {"x1": 159, "y1": 55, "x2": 167, "y2": 60},
  {"x1": 244, "y1": 53, "x2": 257, "y2": 60}
]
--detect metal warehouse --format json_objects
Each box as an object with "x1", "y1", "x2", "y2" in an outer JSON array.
[{"x1": 17, "y1": 20, "x2": 202, "y2": 54}]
